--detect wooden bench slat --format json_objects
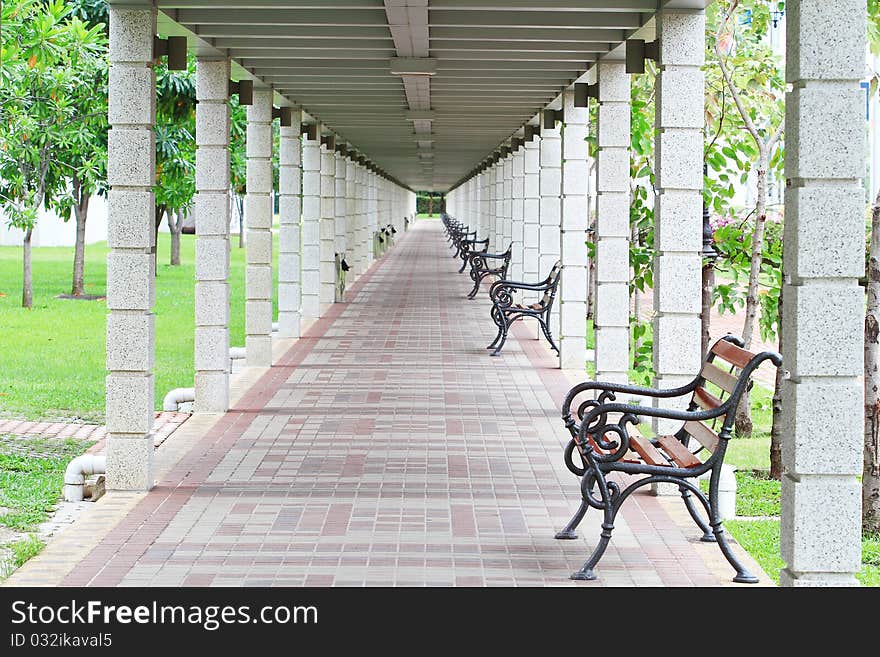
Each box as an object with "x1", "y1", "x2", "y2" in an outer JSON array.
[
  {"x1": 694, "y1": 386, "x2": 723, "y2": 411},
  {"x1": 711, "y1": 339, "x2": 756, "y2": 369},
  {"x1": 684, "y1": 420, "x2": 720, "y2": 453},
  {"x1": 657, "y1": 434, "x2": 703, "y2": 469},
  {"x1": 628, "y1": 434, "x2": 670, "y2": 467},
  {"x1": 700, "y1": 362, "x2": 739, "y2": 395}
]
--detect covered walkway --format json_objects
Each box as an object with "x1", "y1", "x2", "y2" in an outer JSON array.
[{"x1": 7, "y1": 221, "x2": 760, "y2": 586}]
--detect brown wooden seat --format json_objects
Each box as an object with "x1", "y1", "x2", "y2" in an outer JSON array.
[{"x1": 556, "y1": 335, "x2": 782, "y2": 584}]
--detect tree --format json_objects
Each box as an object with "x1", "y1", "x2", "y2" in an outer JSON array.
[
  {"x1": 707, "y1": 0, "x2": 785, "y2": 437},
  {"x1": 863, "y1": 0, "x2": 880, "y2": 534},
  {"x1": 155, "y1": 56, "x2": 196, "y2": 267},
  {"x1": 230, "y1": 98, "x2": 247, "y2": 248},
  {"x1": 0, "y1": 0, "x2": 106, "y2": 307},
  {"x1": 60, "y1": 0, "x2": 109, "y2": 297}
]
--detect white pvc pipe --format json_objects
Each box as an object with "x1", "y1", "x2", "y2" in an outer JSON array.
[
  {"x1": 63, "y1": 454, "x2": 106, "y2": 502},
  {"x1": 162, "y1": 387, "x2": 195, "y2": 411},
  {"x1": 717, "y1": 464, "x2": 737, "y2": 521}
]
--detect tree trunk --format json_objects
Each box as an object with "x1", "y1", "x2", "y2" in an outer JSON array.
[
  {"x1": 701, "y1": 262, "x2": 715, "y2": 359},
  {"x1": 237, "y1": 196, "x2": 245, "y2": 248},
  {"x1": 22, "y1": 227, "x2": 33, "y2": 309},
  {"x1": 169, "y1": 209, "x2": 183, "y2": 266},
  {"x1": 734, "y1": 151, "x2": 770, "y2": 437},
  {"x1": 154, "y1": 204, "x2": 166, "y2": 274},
  {"x1": 71, "y1": 177, "x2": 89, "y2": 297},
  {"x1": 864, "y1": 189, "x2": 880, "y2": 532},
  {"x1": 429, "y1": 195, "x2": 434, "y2": 217},
  {"x1": 769, "y1": 283, "x2": 784, "y2": 480}
]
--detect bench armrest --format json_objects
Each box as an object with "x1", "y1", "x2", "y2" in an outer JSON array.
[
  {"x1": 470, "y1": 251, "x2": 509, "y2": 261},
  {"x1": 561, "y1": 379, "x2": 698, "y2": 439}
]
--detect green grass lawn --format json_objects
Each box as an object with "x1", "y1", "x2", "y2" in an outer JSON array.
[
  {"x1": 0, "y1": 436, "x2": 94, "y2": 578},
  {"x1": 0, "y1": 232, "x2": 276, "y2": 422}
]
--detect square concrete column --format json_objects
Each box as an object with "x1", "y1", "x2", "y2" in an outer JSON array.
[
  {"x1": 652, "y1": 10, "x2": 705, "y2": 429},
  {"x1": 495, "y1": 161, "x2": 504, "y2": 248},
  {"x1": 560, "y1": 88, "x2": 591, "y2": 371},
  {"x1": 319, "y1": 142, "x2": 336, "y2": 308},
  {"x1": 502, "y1": 152, "x2": 513, "y2": 249},
  {"x1": 511, "y1": 147, "x2": 525, "y2": 281},
  {"x1": 301, "y1": 127, "x2": 321, "y2": 320},
  {"x1": 523, "y1": 135, "x2": 541, "y2": 302},
  {"x1": 780, "y1": 0, "x2": 866, "y2": 587},
  {"x1": 484, "y1": 169, "x2": 494, "y2": 246},
  {"x1": 245, "y1": 88, "x2": 274, "y2": 367},
  {"x1": 595, "y1": 61, "x2": 632, "y2": 385},
  {"x1": 335, "y1": 150, "x2": 347, "y2": 265},
  {"x1": 540, "y1": 112, "x2": 563, "y2": 349},
  {"x1": 106, "y1": 4, "x2": 157, "y2": 490},
  {"x1": 345, "y1": 154, "x2": 356, "y2": 272},
  {"x1": 356, "y1": 164, "x2": 368, "y2": 275},
  {"x1": 194, "y1": 57, "x2": 231, "y2": 412},
  {"x1": 277, "y1": 109, "x2": 303, "y2": 339}
]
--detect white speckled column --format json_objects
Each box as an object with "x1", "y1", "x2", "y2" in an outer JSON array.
[
  {"x1": 345, "y1": 153, "x2": 355, "y2": 275},
  {"x1": 319, "y1": 140, "x2": 336, "y2": 308},
  {"x1": 560, "y1": 88, "x2": 591, "y2": 371},
  {"x1": 511, "y1": 145, "x2": 525, "y2": 281},
  {"x1": 780, "y1": 0, "x2": 866, "y2": 587},
  {"x1": 194, "y1": 57, "x2": 231, "y2": 413},
  {"x1": 244, "y1": 88, "x2": 274, "y2": 367},
  {"x1": 502, "y1": 151, "x2": 513, "y2": 250},
  {"x1": 277, "y1": 109, "x2": 302, "y2": 339},
  {"x1": 495, "y1": 159, "x2": 505, "y2": 249},
  {"x1": 652, "y1": 10, "x2": 705, "y2": 429},
  {"x1": 301, "y1": 126, "x2": 321, "y2": 320},
  {"x1": 523, "y1": 132, "x2": 541, "y2": 304},
  {"x1": 106, "y1": 4, "x2": 157, "y2": 490},
  {"x1": 540, "y1": 110, "x2": 563, "y2": 351},
  {"x1": 334, "y1": 150, "x2": 347, "y2": 301},
  {"x1": 595, "y1": 61, "x2": 631, "y2": 384}
]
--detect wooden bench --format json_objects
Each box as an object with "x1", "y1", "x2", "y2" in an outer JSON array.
[
  {"x1": 457, "y1": 236, "x2": 490, "y2": 273},
  {"x1": 465, "y1": 244, "x2": 512, "y2": 299},
  {"x1": 486, "y1": 261, "x2": 561, "y2": 356},
  {"x1": 556, "y1": 335, "x2": 782, "y2": 583}
]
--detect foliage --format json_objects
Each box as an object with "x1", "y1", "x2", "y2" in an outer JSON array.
[
  {"x1": 0, "y1": 0, "x2": 107, "y2": 232},
  {"x1": 712, "y1": 214, "x2": 783, "y2": 341},
  {"x1": 629, "y1": 61, "x2": 657, "y2": 299},
  {"x1": 155, "y1": 56, "x2": 197, "y2": 219},
  {"x1": 705, "y1": 0, "x2": 786, "y2": 344}
]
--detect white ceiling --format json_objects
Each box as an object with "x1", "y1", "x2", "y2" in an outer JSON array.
[{"x1": 149, "y1": 1, "x2": 707, "y2": 191}]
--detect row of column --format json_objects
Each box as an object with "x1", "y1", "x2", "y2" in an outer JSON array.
[
  {"x1": 447, "y1": 1, "x2": 867, "y2": 586},
  {"x1": 108, "y1": 1, "x2": 867, "y2": 586},
  {"x1": 105, "y1": 2, "x2": 415, "y2": 491}
]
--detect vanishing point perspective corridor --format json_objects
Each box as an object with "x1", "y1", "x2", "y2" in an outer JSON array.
[{"x1": 11, "y1": 221, "x2": 762, "y2": 587}]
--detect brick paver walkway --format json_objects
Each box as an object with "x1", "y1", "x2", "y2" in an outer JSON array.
[
  {"x1": 19, "y1": 221, "x2": 762, "y2": 587},
  {"x1": 0, "y1": 412, "x2": 189, "y2": 452}
]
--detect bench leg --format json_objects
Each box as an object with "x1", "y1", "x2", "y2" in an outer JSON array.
[
  {"x1": 467, "y1": 274, "x2": 483, "y2": 299},
  {"x1": 680, "y1": 485, "x2": 716, "y2": 543},
  {"x1": 555, "y1": 499, "x2": 587, "y2": 540},
  {"x1": 538, "y1": 317, "x2": 559, "y2": 354},
  {"x1": 570, "y1": 472, "x2": 617, "y2": 581},
  {"x1": 685, "y1": 475, "x2": 759, "y2": 584},
  {"x1": 489, "y1": 325, "x2": 509, "y2": 356},
  {"x1": 458, "y1": 256, "x2": 468, "y2": 274}
]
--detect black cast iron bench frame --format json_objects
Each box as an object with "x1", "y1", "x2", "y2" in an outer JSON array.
[
  {"x1": 556, "y1": 335, "x2": 782, "y2": 583},
  {"x1": 486, "y1": 261, "x2": 561, "y2": 357},
  {"x1": 465, "y1": 244, "x2": 512, "y2": 299}
]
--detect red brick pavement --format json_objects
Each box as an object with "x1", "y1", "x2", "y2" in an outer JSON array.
[
  {"x1": 57, "y1": 222, "x2": 753, "y2": 587},
  {"x1": 0, "y1": 412, "x2": 189, "y2": 453}
]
